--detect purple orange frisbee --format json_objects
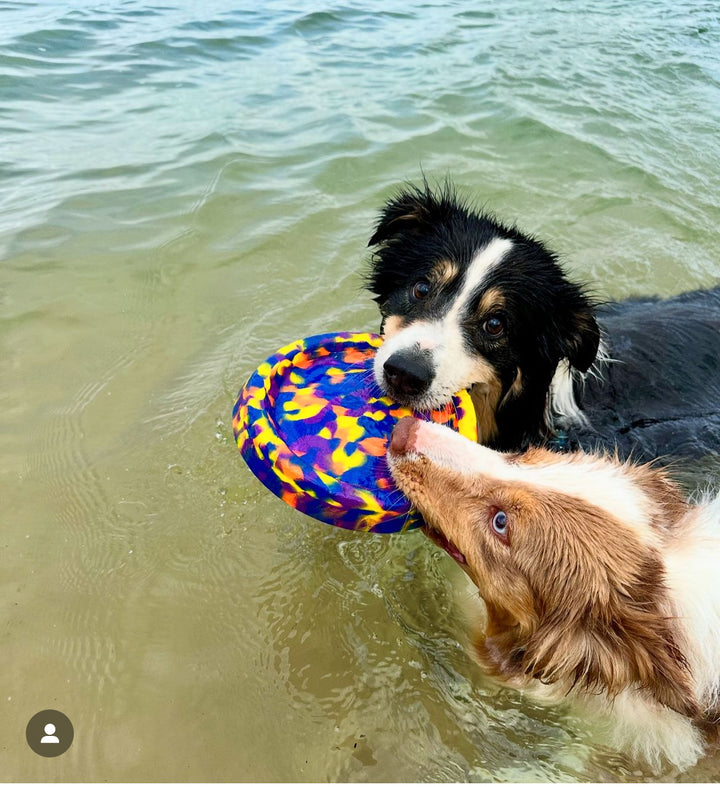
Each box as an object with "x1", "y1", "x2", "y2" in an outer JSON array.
[{"x1": 232, "y1": 332, "x2": 478, "y2": 533}]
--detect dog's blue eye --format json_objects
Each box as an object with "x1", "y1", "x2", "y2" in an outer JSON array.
[
  {"x1": 412, "y1": 280, "x2": 431, "y2": 300},
  {"x1": 483, "y1": 316, "x2": 505, "y2": 337},
  {"x1": 492, "y1": 510, "x2": 508, "y2": 535}
]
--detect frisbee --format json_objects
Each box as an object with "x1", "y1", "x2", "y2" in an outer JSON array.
[{"x1": 232, "y1": 332, "x2": 477, "y2": 533}]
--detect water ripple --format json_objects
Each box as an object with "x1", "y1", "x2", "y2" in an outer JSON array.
[{"x1": 3, "y1": 0, "x2": 720, "y2": 781}]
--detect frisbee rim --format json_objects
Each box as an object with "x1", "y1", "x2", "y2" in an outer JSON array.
[{"x1": 233, "y1": 332, "x2": 477, "y2": 533}]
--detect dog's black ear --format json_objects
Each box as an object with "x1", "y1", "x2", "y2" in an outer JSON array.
[
  {"x1": 561, "y1": 303, "x2": 600, "y2": 373},
  {"x1": 368, "y1": 184, "x2": 451, "y2": 247}
]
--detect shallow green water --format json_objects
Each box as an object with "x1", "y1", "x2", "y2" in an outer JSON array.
[{"x1": 2, "y1": 0, "x2": 720, "y2": 781}]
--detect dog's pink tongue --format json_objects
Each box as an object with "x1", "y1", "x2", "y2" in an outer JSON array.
[{"x1": 389, "y1": 416, "x2": 419, "y2": 455}]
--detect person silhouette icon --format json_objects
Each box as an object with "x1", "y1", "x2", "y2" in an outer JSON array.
[
  {"x1": 26, "y1": 710, "x2": 73, "y2": 757},
  {"x1": 40, "y1": 723, "x2": 59, "y2": 744}
]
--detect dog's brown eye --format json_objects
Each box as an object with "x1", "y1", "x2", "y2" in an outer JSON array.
[
  {"x1": 412, "y1": 280, "x2": 431, "y2": 300},
  {"x1": 483, "y1": 316, "x2": 505, "y2": 337}
]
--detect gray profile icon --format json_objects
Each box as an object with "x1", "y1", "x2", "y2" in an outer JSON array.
[{"x1": 26, "y1": 710, "x2": 73, "y2": 757}]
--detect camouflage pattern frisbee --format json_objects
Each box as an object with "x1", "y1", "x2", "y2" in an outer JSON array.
[{"x1": 232, "y1": 332, "x2": 478, "y2": 533}]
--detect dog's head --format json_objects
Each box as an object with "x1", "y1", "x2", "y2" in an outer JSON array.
[
  {"x1": 387, "y1": 417, "x2": 698, "y2": 719},
  {"x1": 366, "y1": 184, "x2": 599, "y2": 448}
]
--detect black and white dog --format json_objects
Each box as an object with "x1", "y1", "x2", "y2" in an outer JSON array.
[{"x1": 366, "y1": 182, "x2": 720, "y2": 462}]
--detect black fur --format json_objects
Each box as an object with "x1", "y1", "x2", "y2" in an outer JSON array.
[
  {"x1": 366, "y1": 182, "x2": 720, "y2": 463},
  {"x1": 571, "y1": 287, "x2": 720, "y2": 463},
  {"x1": 366, "y1": 182, "x2": 599, "y2": 450}
]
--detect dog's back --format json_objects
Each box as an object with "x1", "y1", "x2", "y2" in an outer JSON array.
[{"x1": 570, "y1": 286, "x2": 720, "y2": 463}]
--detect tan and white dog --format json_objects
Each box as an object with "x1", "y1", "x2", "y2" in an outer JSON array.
[{"x1": 388, "y1": 416, "x2": 720, "y2": 772}]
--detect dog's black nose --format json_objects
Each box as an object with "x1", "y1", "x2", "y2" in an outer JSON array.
[{"x1": 383, "y1": 351, "x2": 434, "y2": 399}]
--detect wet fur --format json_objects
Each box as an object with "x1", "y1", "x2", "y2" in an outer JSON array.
[
  {"x1": 367, "y1": 182, "x2": 720, "y2": 461},
  {"x1": 366, "y1": 182, "x2": 599, "y2": 450},
  {"x1": 388, "y1": 418, "x2": 720, "y2": 771},
  {"x1": 571, "y1": 288, "x2": 720, "y2": 462}
]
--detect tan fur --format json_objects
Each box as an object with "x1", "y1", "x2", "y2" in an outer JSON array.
[
  {"x1": 394, "y1": 454, "x2": 697, "y2": 718},
  {"x1": 477, "y1": 287, "x2": 506, "y2": 316},
  {"x1": 429, "y1": 258, "x2": 460, "y2": 288},
  {"x1": 469, "y1": 374, "x2": 503, "y2": 444},
  {"x1": 501, "y1": 367, "x2": 524, "y2": 404},
  {"x1": 469, "y1": 367, "x2": 525, "y2": 444},
  {"x1": 381, "y1": 314, "x2": 406, "y2": 340},
  {"x1": 387, "y1": 425, "x2": 713, "y2": 766},
  {"x1": 626, "y1": 462, "x2": 689, "y2": 536}
]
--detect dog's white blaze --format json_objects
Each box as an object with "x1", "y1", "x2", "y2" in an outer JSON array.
[
  {"x1": 374, "y1": 238, "x2": 513, "y2": 405},
  {"x1": 407, "y1": 421, "x2": 662, "y2": 548},
  {"x1": 447, "y1": 237, "x2": 514, "y2": 321}
]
